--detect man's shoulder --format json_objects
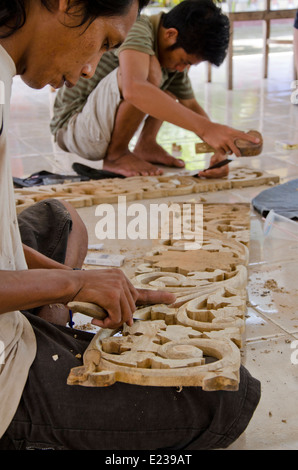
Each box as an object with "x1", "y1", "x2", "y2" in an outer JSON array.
[
  {"x1": 132, "y1": 13, "x2": 154, "y2": 33},
  {"x1": 117, "y1": 14, "x2": 157, "y2": 57}
]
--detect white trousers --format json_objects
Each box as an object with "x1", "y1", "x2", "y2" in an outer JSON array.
[{"x1": 57, "y1": 68, "x2": 121, "y2": 161}]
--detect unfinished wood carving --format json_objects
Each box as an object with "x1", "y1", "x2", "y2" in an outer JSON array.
[
  {"x1": 176, "y1": 287, "x2": 246, "y2": 344},
  {"x1": 144, "y1": 234, "x2": 248, "y2": 275},
  {"x1": 131, "y1": 265, "x2": 248, "y2": 305},
  {"x1": 151, "y1": 202, "x2": 251, "y2": 249},
  {"x1": 14, "y1": 168, "x2": 279, "y2": 213},
  {"x1": 131, "y1": 287, "x2": 246, "y2": 343},
  {"x1": 66, "y1": 201, "x2": 252, "y2": 391},
  {"x1": 158, "y1": 231, "x2": 249, "y2": 261},
  {"x1": 193, "y1": 167, "x2": 279, "y2": 193},
  {"x1": 67, "y1": 319, "x2": 241, "y2": 390},
  {"x1": 203, "y1": 204, "x2": 251, "y2": 246}
]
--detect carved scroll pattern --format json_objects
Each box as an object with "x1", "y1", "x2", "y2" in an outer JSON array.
[
  {"x1": 68, "y1": 203, "x2": 252, "y2": 391},
  {"x1": 15, "y1": 168, "x2": 279, "y2": 213}
]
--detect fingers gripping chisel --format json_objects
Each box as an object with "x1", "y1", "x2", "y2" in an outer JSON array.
[{"x1": 194, "y1": 130, "x2": 263, "y2": 171}]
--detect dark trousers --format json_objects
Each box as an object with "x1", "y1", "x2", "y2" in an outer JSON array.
[{"x1": 0, "y1": 200, "x2": 261, "y2": 450}]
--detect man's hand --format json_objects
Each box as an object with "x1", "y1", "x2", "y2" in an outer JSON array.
[
  {"x1": 197, "y1": 151, "x2": 229, "y2": 179},
  {"x1": 71, "y1": 269, "x2": 176, "y2": 329},
  {"x1": 200, "y1": 122, "x2": 260, "y2": 157},
  {"x1": 136, "y1": 288, "x2": 176, "y2": 308}
]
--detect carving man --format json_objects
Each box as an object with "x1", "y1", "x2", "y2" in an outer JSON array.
[
  {"x1": 51, "y1": 0, "x2": 260, "y2": 178},
  {"x1": 0, "y1": 0, "x2": 260, "y2": 451}
]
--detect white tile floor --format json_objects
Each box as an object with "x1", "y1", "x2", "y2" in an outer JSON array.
[{"x1": 8, "y1": 46, "x2": 298, "y2": 449}]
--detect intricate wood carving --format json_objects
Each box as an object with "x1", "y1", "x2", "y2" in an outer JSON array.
[
  {"x1": 66, "y1": 199, "x2": 252, "y2": 390},
  {"x1": 15, "y1": 168, "x2": 279, "y2": 213},
  {"x1": 67, "y1": 320, "x2": 241, "y2": 391}
]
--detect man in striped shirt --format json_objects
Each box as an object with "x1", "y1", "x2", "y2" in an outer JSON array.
[{"x1": 51, "y1": 0, "x2": 260, "y2": 177}]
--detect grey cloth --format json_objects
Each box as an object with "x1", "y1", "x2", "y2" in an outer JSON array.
[
  {"x1": 18, "y1": 199, "x2": 72, "y2": 264},
  {"x1": 252, "y1": 179, "x2": 298, "y2": 220}
]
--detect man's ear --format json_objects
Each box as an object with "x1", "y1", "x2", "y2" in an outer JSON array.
[
  {"x1": 57, "y1": 0, "x2": 81, "y2": 25},
  {"x1": 164, "y1": 27, "x2": 179, "y2": 46},
  {"x1": 58, "y1": 0, "x2": 70, "y2": 14}
]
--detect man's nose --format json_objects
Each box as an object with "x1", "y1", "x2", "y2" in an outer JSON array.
[
  {"x1": 81, "y1": 54, "x2": 102, "y2": 79},
  {"x1": 81, "y1": 64, "x2": 93, "y2": 79}
]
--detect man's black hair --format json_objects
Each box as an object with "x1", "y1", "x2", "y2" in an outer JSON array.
[
  {"x1": 162, "y1": 0, "x2": 230, "y2": 67},
  {"x1": 0, "y1": 0, "x2": 150, "y2": 38}
]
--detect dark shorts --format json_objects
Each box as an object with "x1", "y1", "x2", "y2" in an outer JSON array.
[
  {"x1": 18, "y1": 199, "x2": 73, "y2": 264},
  {"x1": 295, "y1": 10, "x2": 298, "y2": 29},
  {"x1": 1, "y1": 312, "x2": 261, "y2": 451},
  {"x1": 0, "y1": 200, "x2": 261, "y2": 451}
]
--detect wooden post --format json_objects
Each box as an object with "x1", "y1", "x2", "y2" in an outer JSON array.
[{"x1": 227, "y1": 17, "x2": 234, "y2": 90}]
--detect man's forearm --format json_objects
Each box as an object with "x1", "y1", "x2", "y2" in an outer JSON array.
[
  {"x1": 23, "y1": 244, "x2": 71, "y2": 271},
  {"x1": 179, "y1": 97, "x2": 210, "y2": 120},
  {"x1": 122, "y1": 78, "x2": 209, "y2": 136},
  {"x1": 0, "y1": 269, "x2": 79, "y2": 314}
]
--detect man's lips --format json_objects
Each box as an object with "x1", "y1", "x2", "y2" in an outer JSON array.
[
  {"x1": 52, "y1": 76, "x2": 75, "y2": 89},
  {"x1": 64, "y1": 78, "x2": 75, "y2": 88}
]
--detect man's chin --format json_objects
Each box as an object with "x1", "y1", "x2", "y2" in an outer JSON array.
[{"x1": 20, "y1": 74, "x2": 48, "y2": 90}]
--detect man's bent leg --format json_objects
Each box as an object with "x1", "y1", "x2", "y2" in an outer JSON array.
[
  {"x1": 134, "y1": 114, "x2": 185, "y2": 168},
  {"x1": 1, "y1": 311, "x2": 261, "y2": 450},
  {"x1": 18, "y1": 199, "x2": 88, "y2": 325},
  {"x1": 105, "y1": 57, "x2": 184, "y2": 175},
  {"x1": 104, "y1": 98, "x2": 164, "y2": 177},
  {"x1": 56, "y1": 69, "x2": 122, "y2": 161}
]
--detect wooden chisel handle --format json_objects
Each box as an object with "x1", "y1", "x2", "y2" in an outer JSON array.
[
  {"x1": 68, "y1": 301, "x2": 107, "y2": 320},
  {"x1": 195, "y1": 130, "x2": 263, "y2": 156}
]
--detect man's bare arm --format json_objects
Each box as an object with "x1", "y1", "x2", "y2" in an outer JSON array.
[
  {"x1": 0, "y1": 269, "x2": 78, "y2": 315},
  {"x1": 118, "y1": 49, "x2": 260, "y2": 156},
  {"x1": 0, "y1": 268, "x2": 175, "y2": 328},
  {"x1": 179, "y1": 97, "x2": 229, "y2": 178},
  {"x1": 178, "y1": 97, "x2": 210, "y2": 120},
  {"x1": 23, "y1": 244, "x2": 71, "y2": 270}
]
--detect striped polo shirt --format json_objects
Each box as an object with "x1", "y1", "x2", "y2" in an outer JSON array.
[{"x1": 50, "y1": 13, "x2": 195, "y2": 137}]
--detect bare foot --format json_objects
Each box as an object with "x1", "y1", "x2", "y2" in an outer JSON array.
[
  {"x1": 134, "y1": 141, "x2": 185, "y2": 169},
  {"x1": 104, "y1": 150, "x2": 164, "y2": 177}
]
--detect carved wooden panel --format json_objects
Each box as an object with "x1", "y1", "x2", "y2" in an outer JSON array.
[
  {"x1": 67, "y1": 319, "x2": 241, "y2": 391},
  {"x1": 144, "y1": 234, "x2": 248, "y2": 275},
  {"x1": 15, "y1": 168, "x2": 279, "y2": 213},
  {"x1": 131, "y1": 265, "x2": 248, "y2": 305},
  {"x1": 67, "y1": 201, "x2": 252, "y2": 390}
]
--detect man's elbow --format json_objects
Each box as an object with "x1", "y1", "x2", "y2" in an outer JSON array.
[{"x1": 121, "y1": 83, "x2": 135, "y2": 103}]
